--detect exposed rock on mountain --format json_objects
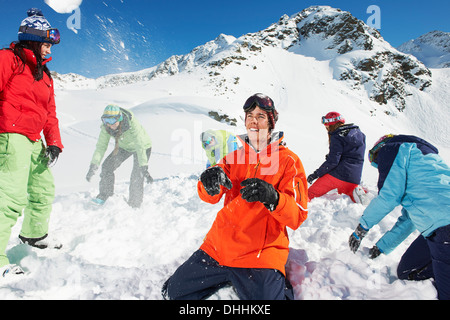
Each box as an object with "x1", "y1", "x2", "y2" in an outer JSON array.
[
  {"x1": 288, "y1": 6, "x2": 431, "y2": 111},
  {"x1": 54, "y1": 6, "x2": 432, "y2": 112},
  {"x1": 398, "y1": 30, "x2": 450, "y2": 69}
]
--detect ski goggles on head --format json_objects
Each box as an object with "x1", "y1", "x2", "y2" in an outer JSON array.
[
  {"x1": 19, "y1": 26, "x2": 61, "y2": 44},
  {"x1": 322, "y1": 115, "x2": 343, "y2": 125},
  {"x1": 243, "y1": 95, "x2": 275, "y2": 113},
  {"x1": 46, "y1": 29, "x2": 61, "y2": 44}
]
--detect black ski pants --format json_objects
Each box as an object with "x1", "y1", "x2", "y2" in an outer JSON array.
[
  {"x1": 98, "y1": 147, "x2": 151, "y2": 208},
  {"x1": 397, "y1": 224, "x2": 450, "y2": 300},
  {"x1": 162, "y1": 249, "x2": 294, "y2": 300}
]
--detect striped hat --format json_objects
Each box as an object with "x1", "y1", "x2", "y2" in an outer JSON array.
[
  {"x1": 102, "y1": 105, "x2": 123, "y2": 122},
  {"x1": 18, "y1": 8, "x2": 52, "y2": 43}
]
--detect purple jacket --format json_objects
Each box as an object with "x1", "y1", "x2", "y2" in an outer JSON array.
[{"x1": 313, "y1": 124, "x2": 366, "y2": 184}]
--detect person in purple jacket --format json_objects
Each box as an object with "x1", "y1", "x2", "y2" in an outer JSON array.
[{"x1": 307, "y1": 112, "x2": 367, "y2": 203}]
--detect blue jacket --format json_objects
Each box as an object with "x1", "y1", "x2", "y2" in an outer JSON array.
[
  {"x1": 313, "y1": 124, "x2": 366, "y2": 184},
  {"x1": 360, "y1": 135, "x2": 450, "y2": 254}
]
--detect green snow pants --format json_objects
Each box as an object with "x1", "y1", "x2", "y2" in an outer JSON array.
[{"x1": 0, "y1": 133, "x2": 55, "y2": 267}]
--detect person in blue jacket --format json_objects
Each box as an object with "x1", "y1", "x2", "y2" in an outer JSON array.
[
  {"x1": 349, "y1": 134, "x2": 450, "y2": 300},
  {"x1": 307, "y1": 112, "x2": 367, "y2": 203}
]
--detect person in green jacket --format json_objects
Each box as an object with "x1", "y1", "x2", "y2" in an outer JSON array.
[
  {"x1": 200, "y1": 129, "x2": 238, "y2": 168},
  {"x1": 86, "y1": 105, "x2": 153, "y2": 208}
]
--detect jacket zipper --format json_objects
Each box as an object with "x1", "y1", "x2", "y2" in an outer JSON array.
[
  {"x1": 255, "y1": 158, "x2": 269, "y2": 259},
  {"x1": 257, "y1": 218, "x2": 269, "y2": 258},
  {"x1": 247, "y1": 158, "x2": 266, "y2": 258},
  {"x1": 253, "y1": 159, "x2": 261, "y2": 178}
]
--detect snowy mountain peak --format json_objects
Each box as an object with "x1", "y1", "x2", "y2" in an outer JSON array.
[
  {"x1": 210, "y1": 5, "x2": 432, "y2": 111},
  {"x1": 286, "y1": 6, "x2": 432, "y2": 111},
  {"x1": 398, "y1": 30, "x2": 450, "y2": 68},
  {"x1": 295, "y1": 5, "x2": 383, "y2": 53},
  {"x1": 54, "y1": 5, "x2": 432, "y2": 112}
]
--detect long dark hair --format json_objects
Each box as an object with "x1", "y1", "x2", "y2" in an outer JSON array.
[
  {"x1": 8, "y1": 41, "x2": 52, "y2": 81},
  {"x1": 327, "y1": 122, "x2": 345, "y2": 144}
]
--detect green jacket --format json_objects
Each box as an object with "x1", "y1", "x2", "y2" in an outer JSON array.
[
  {"x1": 201, "y1": 129, "x2": 238, "y2": 168},
  {"x1": 91, "y1": 108, "x2": 152, "y2": 167}
]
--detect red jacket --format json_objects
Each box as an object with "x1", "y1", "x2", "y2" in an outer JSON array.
[
  {"x1": 198, "y1": 132, "x2": 308, "y2": 275},
  {"x1": 0, "y1": 43, "x2": 63, "y2": 150}
]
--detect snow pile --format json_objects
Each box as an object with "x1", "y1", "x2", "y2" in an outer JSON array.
[
  {"x1": 1, "y1": 175, "x2": 437, "y2": 300},
  {"x1": 287, "y1": 196, "x2": 436, "y2": 300},
  {"x1": 2, "y1": 63, "x2": 448, "y2": 299}
]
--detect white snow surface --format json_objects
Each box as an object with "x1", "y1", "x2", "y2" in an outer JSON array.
[
  {"x1": 2, "y1": 20, "x2": 449, "y2": 300},
  {"x1": 398, "y1": 31, "x2": 450, "y2": 69}
]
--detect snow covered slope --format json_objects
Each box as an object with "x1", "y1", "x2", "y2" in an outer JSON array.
[
  {"x1": 56, "y1": 6, "x2": 432, "y2": 112},
  {"x1": 1, "y1": 6, "x2": 449, "y2": 300},
  {"x1": 398, "y1": 30, "x2": 450, "y2": 69}
]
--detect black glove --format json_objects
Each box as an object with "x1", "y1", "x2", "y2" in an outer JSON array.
[
  {"x1": 45, "y1": 146, "x2": 61, "y2": 168},
  {"x1": 240, "y1": 178, "x2": 279, "y2": 211},
  {"x1": 86, "y1": 164, "x2": 98, "y2": 182},
  {"x1": 141, "y1": 166, "x2": 153, "y2": 184},
  {"x1": 349, "y1": 224, "x2": 368, "y2": 253},
  {"x1": 307, "y1": 173, "x2": 318, "y2": 184},
  {"x1": 200, "y1": 166, "x2": 232, "y2": 196},
  {"x1": 369, "y1": 246, "x2": 382, "y2": 259}
]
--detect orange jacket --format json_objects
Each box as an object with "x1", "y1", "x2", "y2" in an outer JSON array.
[{"x1": 198, "y1": 132, "x2": 308, "y2": 275}]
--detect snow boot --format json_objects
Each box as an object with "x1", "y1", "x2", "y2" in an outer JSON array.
[
  {"x1": 91, "y1": 198, "x2": 106, "y2": 206},
  {"x1": 1, "y1": 264, "x2": 24, "y2": 278},
  {"x1": 19, "y1": 234, "x2": 63, "y2": 250},
  {"x1": 353, "y1": 186, "x2": 370, "y2": 205}
]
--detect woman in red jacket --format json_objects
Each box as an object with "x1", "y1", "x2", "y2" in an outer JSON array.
[
  {"x1": 0, "y1": 9, "x2": 63, "y2": 277},
  {"x1": 163, "y1": 94, "x2": 308, "y2": 300}
]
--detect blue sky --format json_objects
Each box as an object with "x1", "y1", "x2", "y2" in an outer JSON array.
[{"x1": 1, "y1": 0, "x2": 449, "y2": 78}]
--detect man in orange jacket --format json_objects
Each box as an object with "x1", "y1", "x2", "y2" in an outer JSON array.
[{"x1": 162, "y1": 94, "x2": 308, "y2": 300}]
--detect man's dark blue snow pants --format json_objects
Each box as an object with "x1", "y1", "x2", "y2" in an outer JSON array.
[
  {"x1": 397, "y1": 224, "x2": 450, "y2": 300},
  {"x1": 162, "y1": 249, "x2": 294, "y2": 300}
]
